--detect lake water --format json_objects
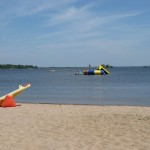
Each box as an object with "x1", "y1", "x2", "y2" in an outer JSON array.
[{"x1": 0, "y1": 67, "x2": 150, "y2": 106}]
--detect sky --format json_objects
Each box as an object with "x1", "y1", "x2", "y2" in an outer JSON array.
[{"x1": 0, "y1": 0, "x2": 150, "y2": 67}]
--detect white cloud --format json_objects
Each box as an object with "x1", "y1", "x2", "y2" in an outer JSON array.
[
  {"x1": 0, "y1": 0, "x2": 150, "y2": 66},
  {"x1": 38, "y1": 7, "x2": 146, "y2": 43},
  {"x1": 0, "y1": 0, "x2": 78, "y2": 20}
]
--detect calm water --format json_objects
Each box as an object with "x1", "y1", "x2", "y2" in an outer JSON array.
[{"x1": 0, "y1": 67, "x2": 150, "y2": 106}]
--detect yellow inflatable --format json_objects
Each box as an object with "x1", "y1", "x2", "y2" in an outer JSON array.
[{"x1": 83, "y1": 65, "x2": 110, "y2": 75}]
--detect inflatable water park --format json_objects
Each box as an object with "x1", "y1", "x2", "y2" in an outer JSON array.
[
  {"x1": 83, "y1": 65, "x2": 110, "y2": 75},
  {"x1": 0, "y1": 83, "x2": 31, "y2": 107}
]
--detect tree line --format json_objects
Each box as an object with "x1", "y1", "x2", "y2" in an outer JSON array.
[
  {"x1": 101, "y1": 64, "x2": 113, "y2": 68},
  {"x1": 0, "y1": 64, "x2": 38, "y2": 69}
]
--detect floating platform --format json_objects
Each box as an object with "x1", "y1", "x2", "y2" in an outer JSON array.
[{"x1": 83, "y1": 65, "x2": 110, "y2": 75}]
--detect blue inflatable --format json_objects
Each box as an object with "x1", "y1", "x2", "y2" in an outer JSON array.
[{"x1": 83, "y1": 65, "x2": 109, "y2": 75}]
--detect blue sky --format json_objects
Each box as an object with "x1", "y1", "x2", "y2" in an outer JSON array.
[{"x1": 0, "y1": 0, "x2": 150, "y2": 67}]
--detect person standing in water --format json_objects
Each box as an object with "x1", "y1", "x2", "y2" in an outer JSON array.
[{"x1": 89, "y1": 64, "x2": 91, "y2": 69}]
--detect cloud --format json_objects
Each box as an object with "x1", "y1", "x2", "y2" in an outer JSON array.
[
  {"x1": 38, "y1": 6, "x2": 146, "y2": 43},
  {"x1": 0, "y1": 0, "x2": 150, "y2": 66},
  {"x1": 0, "y1": 0, "x2": 78, "y2": 25}
]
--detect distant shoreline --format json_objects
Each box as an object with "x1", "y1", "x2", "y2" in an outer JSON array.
[
  {"x1": 0, "y1": 64, "x2": 38, "y2": 69},
  {"x1": 1, "y1": 64, "x2": 150, "y2": 69}
]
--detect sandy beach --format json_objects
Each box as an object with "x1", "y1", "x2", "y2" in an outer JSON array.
[{"x1": 0, "y1": 104, "x2": 150, "y2": 150}]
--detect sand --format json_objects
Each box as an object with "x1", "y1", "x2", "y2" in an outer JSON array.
[{"x1": 0, "y1": 104, "x2": 150, "y2": 150}]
